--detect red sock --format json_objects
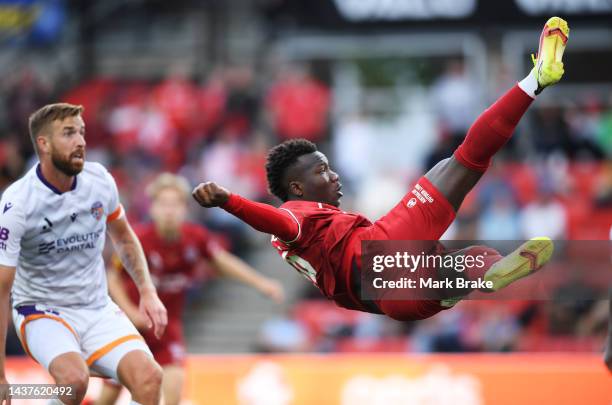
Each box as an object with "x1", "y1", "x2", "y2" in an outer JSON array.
[{"x1": 454, "y1": 85, "x2": 533, "y2": 172}]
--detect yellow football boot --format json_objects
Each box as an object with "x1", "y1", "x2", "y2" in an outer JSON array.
[
  {"x1": 532, "y1": 16, "x2": 569, "y2": 94},
  {"x1": 484, "y1": 237, "x2": 554, "y2": 291}
]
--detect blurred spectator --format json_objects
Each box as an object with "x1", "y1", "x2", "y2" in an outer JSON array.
[
  {"x1": 107, "y1": 98, "x2": 144, "y2": 154},
  {"x1": 332, "y1": 112, "x2": 373, "y2": 193},
  {"x1": 477, "y1": 307, "x2": 520, "y2": 351},
  {"x1": 266, "y1": 64, "x2": 330, "y2": 141},
  {"x1": 411, "y1": 309, "x2": 468, "y2": 352},
  {"x1": 256, "y1": 315, "x2": 309, "y2": 352},
  {"x1": 137, "y1": 97, "x2": 179, "y2": 168},
  {"x1": 5, "y1": 69, "x2": 52, "y2": 155},
  {"x1": 477, "y1": 193, "x2": 521, "y2": 240},
  {"x1": 196, "y1": 68, "x2": 228, "y2": 138},
  {"x1": 223, "y1": 65, "x2": 259, "y2": 138},
  {"x1": 564, "y1": 97, "x2": 606, "y2": 160},
  {"x1": 152, "y1": 63, "x2": 198, "y2": 136},
  {"x1": 596, "y1": 95, "x2": 612, "y2": 157},
  {"x1": 530, "y1": 105, "x2": 572, "y2": 157},
  {"x1": 0, "y1": 135, "x2": 26, "y2": 189},
  {"x1": 430, "y1": 60, "x2": 480, "y2": 153},
  {"x1": 236, "y1": 134, "x2": 273, "y2": 201},
  {"x1": 547, "y1": 279, "x2": 598, "y2": 335},
  {"x1": 519, "y1": 188, "x2": 568, "y2": 240}
]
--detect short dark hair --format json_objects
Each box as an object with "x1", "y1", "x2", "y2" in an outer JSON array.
[
  {"x1": 266, "y1": 139, "x2": 317, "y2": 201},
  {"x1": 28, "y1": 103, "x2": 84, "y2": 153}
]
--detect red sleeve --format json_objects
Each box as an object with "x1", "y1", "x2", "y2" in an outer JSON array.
[{"x1": 221, "y1": 194, "x2": 299, "y2": 242}]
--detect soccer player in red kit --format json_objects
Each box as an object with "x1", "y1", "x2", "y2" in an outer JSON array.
[
  {"x1": 192, "y1": 17, "x2": 568, "y2": 322},
  {"x1": 95, "y1": 173, "x2": 284, "y2": 405}
]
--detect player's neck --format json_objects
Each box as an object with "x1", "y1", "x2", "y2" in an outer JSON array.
[{"x1": 38, "y1": 161, "x2": 76, "y2": 194}]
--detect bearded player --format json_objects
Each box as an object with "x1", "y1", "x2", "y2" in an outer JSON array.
[
  {"x1": 0, "y1": 103, "x2": 167, "y2": 405},
  {"x1": 95, "y1": 173, "x2": 284, "y2": 405},
  {"x1": 192, "y1": 18, "x2": 568, "y2": 321}
]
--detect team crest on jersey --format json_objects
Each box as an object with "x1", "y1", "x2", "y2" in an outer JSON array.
[{"x1": 90, "y1": 201, "x2": 104, "y2": 221}]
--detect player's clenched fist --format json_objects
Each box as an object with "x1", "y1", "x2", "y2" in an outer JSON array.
[{"x1": 192, "y1": 182, "x2": 230, "y2": 207}]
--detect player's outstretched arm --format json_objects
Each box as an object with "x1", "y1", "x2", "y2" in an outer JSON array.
[
  {"x1": 107, "y1": 217, "x2": 167, "y2": 339},
  {"x1": 192, "y1": 182, "x2": 299, "y2": 242},
  {"x1": 211, "y1": 250, "x2": 285, "y2": 303},
  {"x1": 0, "y1": 265, "x2": 15, "y2": 405}
]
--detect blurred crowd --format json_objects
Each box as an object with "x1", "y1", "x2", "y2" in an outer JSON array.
[{"x1": 1, "y1": 58, "x2": 611, "y2": 356}]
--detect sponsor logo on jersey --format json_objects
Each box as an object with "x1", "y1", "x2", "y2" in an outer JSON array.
[
  {"x1": 38, "y1": 241, "x2": 55, "y2": 254},
  {"x1": 41, "y1": 217, "x2": 53, "y2": 234},
  {"x1": 38, "y1": 229, "x2": 104, "y2": 254},
  {"x1": 3, "y1": 202, "x2": 12, "y2": 214},
  {"x1": 408, "y1": 183, "x2": 435, "y2": 208},
  {"x1": 91, "y1": 201, "x2": 104, "y2": 221}
]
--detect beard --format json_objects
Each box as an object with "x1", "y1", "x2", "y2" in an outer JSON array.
[{"x1": 51, "y1": 149, "x2": 85, "y2": 176}]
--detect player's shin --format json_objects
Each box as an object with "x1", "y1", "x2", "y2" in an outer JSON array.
[{"x1": 453, "y1": 85, "x2": 533, "y2": 172}]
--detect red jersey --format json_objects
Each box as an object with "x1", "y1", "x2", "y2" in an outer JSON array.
[
  {"x1": 234, "y1": 199, "x2": 370, "y2": 298},
  {"x1": 271, "y1": 201, "x2": 371, "y2": 297},
  {"x1": 119, "y1": 222, "x2": 222, "y2": 328}
]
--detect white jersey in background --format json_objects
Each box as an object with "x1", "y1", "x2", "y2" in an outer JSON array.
[{"x1": 0, "y1": 161, "x2": 123, "y2": 309}]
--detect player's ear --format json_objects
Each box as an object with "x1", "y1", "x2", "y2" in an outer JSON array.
[
  {"x1": 288, "y1": 181, "x2": 304, "y2": 198},
  {"x1": 36, "y1": 133, "x2": 50, "y2": 154}
]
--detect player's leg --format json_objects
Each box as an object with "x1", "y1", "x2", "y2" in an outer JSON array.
[
  {"x1": 116, "y1": 350, "x2": 163, "y2": 405},
  {"x1": 93, "y1": 380, "x2": 122, "y2": 405},
  {"x1": 424, "y1": 80, "x2": 534, "y2": 211},
  {"x1": 12, "y1": 308, "x2": 88, "y2": 405},
  {"x1": 373, "y1": 245, "x2": 504, "y2": 321},
  {"x1": 81, "y1": 301, "x2": 162, "y2": 405},
  {"x1": 375, "y1": 238, "x2": 555, "y2": 321},
  {"x1": 426, "y1": 16, "x2": 569, "y2": 211},
  {"x1": 161, "y1": 365, "x2": 185, "y2": 405},
  {"x1": 48, "y1": 353, "x2": 90, "y2": 405},
  {"x1": 152, "y1": 336, "x2": 187, "y2": 405}
]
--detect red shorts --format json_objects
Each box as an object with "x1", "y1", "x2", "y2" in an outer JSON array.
[
  {"x1": 103, "y1": 322, "x2": 185, "y2": 389},
  {"x1": 335, "y1": 177, "x2": 456, "y2": 319},
  {"x1": 142, "y1": 321, "x2": 186, "y2": 367}
]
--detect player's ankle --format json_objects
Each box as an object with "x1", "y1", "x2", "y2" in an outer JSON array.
[{"x1": 518, "y1": 68, "x2": 539, "y2": 99}]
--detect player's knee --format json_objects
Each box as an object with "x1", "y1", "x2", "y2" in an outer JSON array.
[
  {"x1": 132, "y1": 361, "x2": 163, "y2": 396},
  {"x1": 53, "y1": 367, "x2": 89, "y2": 401},
  {"x1": 424, "y1": 156, "x2": 483, "y2": 211}
]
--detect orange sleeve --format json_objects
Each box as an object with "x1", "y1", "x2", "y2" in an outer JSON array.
[{"x1": 106, "y1": 204, "x2": 124, "y2": 223}]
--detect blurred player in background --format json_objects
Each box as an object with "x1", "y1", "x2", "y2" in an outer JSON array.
[
  {"x1": 193, "y1": 18, "x2": 569, "y2": 322},
  {"x1": 0, "y1": 103, "x2": 166, "y2": 405},
  {"x1": 95, "y1": 173, "x2": 284, "y2": 405}
]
